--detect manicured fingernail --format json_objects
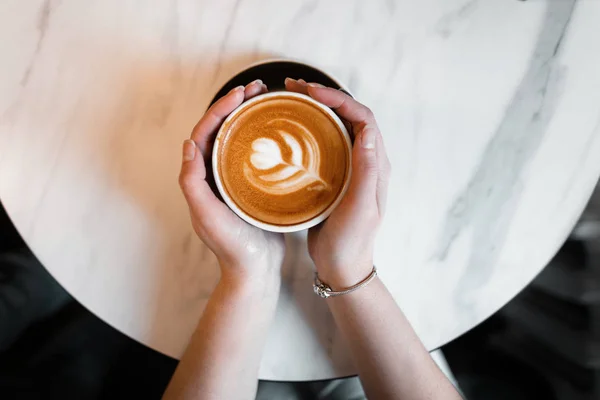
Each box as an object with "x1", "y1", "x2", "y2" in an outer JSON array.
[
  {"x1": 183, "y1": 139, "x2": 196, "y2": 162},
  {"x1": 361, "y1": 129, "x2": 376, "y2": 149},
  {"x1": 307, "y1": 82, "x2": 325, "y2": 88},
  {"x1": 297, "y1": 78, "x2": 307, "y2": 85},
  {"x1": 285, "y1": 77, "x2": 296, "y2": 85},
  {"x1": 250, "y1": 79, "x2": 263, "y2": 86},
  {"x1": 229, "y1": 85, "x2": 245, "y2": 94}
]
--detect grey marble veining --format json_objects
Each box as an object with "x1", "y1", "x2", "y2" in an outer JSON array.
[{"x1": 435, "y1": 0, "x2": 576, "y2": 317}]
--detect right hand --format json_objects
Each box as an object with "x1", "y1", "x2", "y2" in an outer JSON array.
[{"x1": 285, "y1": 78, "x2": 391, "y2": 289}]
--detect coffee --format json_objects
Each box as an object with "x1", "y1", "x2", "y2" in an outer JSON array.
[{"x1": 215, "y1": 93, "x2": 350, "y2": 227}]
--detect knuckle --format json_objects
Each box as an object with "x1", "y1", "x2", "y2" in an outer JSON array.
[
  {"x1": 178, "y1": 173, "x2": 185, "y2": 190},
  {"x1": 380, "y1": 169, "x2": 391, "y2": 183},
  {"x1": 363, "y1": 107, "x2": 375, "y2": 121},
  {"x1": 364, "y1": 210, "x2": 380, "y2": 228},
  {"x1": 178, "y1": 172, "x2": 193, "y2": 193},
  {"x1": 383, "y1": 160, "x2": 392, "y2": 180}
]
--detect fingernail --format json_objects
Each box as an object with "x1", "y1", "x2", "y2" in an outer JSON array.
[
  {"x1": 285, "y1": 77, "x2": 296, "y2": 85},
  {"x1": 250, "y1": 79, "x2": 263, "y2": 86},
  {"x1": 229, "y1": 85, "x2": 245, "y2": 94},
  {"x1": 297, "y1": 79, "x2": 307, "y2": 85},
  {"x1": 361, "y1": 129, "x2": 376, "y2": 149},
  {"x1": 307, "y1": 82, "x2": 325, "y2": 88},
  {"x1": 183, "y1": 139, "x2": 196, "y2": 162}
]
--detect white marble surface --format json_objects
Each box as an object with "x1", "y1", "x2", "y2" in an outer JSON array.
[{"x1": 1, "y1": 0, "x2": 600, "y2": 381}]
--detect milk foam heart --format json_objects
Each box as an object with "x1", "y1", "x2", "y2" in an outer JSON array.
[{"x1": 244, "y1": 119, "x2": 328, "y2": 195}]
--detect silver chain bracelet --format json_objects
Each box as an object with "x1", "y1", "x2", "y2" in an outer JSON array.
[{"x1": 313, "y1": 266, "x2": 377, "y2": 298}]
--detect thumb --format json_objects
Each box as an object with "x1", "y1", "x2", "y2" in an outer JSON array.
[
  {"x1": 179, "y1": 139, "x2": 207, "y2": 204},
  {"x1": 346, "y1": 127, "x2": 379, "y2": 208},
  {"x1": 179, "y1": 139, "x2": 230, "y2": 227}
]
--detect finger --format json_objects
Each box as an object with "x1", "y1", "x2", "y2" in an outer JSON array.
[
  {"x1": 344, "y1": 127, "x2": 379, "y2": 211},
  {"x1": 285, "y1": 79, "x2": 354, "y2": 138},
  {"x1": 179, "y1": 139, "x2": 237, "y2": 230},
  {"x1": 244, "y1": 79, "x2": 268, "y2": 100},
  {"x1": 191, "y1": 85, "x2": 245, "y2": 157},
  {"x1": 375, "y1": 132, "x2": 391, "y2": 216},
  {"x1": 284, "y1": 77, "x2": 309, "y2": 95},
  {"x1": 306, "y1": 84, "x2": 377, "y2": 129}
]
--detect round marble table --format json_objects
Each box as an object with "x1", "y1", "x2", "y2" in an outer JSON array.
[{"x1": 2, "y1": 0, "x2": 600, "y2": 381}]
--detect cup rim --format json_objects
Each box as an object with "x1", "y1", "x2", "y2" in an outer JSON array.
[
  {"x1": 212, "y1": 91, "x2": 352, "y2": 233},
  {"x1": 242, "y1": 57, "x2": 353, "y2": 94},
  {"x1": 206, "y1": 58, "x2": 354, "y2": 110}
]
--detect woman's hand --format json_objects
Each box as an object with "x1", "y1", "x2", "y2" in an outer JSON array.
[
  {"x1": 168, "y1": 81, "x2": 286, "y2": 399},
  {"x1": 285, "y1": 78, "x2": 391, "y2": 289},
  {"x1": 283, "y1": 82, "x2": 461, "y2": 400},
  {"x1": 179, "y1": 80, "x2": 285, "y2": 285}
]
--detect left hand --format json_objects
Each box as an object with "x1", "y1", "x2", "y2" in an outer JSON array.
[{"x1": 179, "y1": 80, "x2": 285, "y2": 284}]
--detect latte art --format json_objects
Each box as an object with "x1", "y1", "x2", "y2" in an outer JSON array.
[
  {"x1": 244, "y1": 119, "x2": 329, "y2": 195},
  {"x1": 215, "y1": 94, "x2": 350, "y2": 227}
]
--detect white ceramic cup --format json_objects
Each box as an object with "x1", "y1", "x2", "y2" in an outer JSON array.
[{"x1": 212, "y1": 91, "x2": 352, "y2": 233}]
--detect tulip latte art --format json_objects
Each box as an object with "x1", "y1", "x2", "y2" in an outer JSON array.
[{"x1": 216, "y1": 94, "x2": 350, "y2": 226}]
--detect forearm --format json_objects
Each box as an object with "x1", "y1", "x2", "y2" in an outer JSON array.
[
  {"x1": 163, "y1": 271, "x2": 280, "y2": 400},
  {"x1": 326, "y1": 275, "x2": 460, "y2": 400}
]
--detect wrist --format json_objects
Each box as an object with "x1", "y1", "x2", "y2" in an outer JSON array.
[{"x1": 314, "y1": 260, "x2": 374, "y2": 291}]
